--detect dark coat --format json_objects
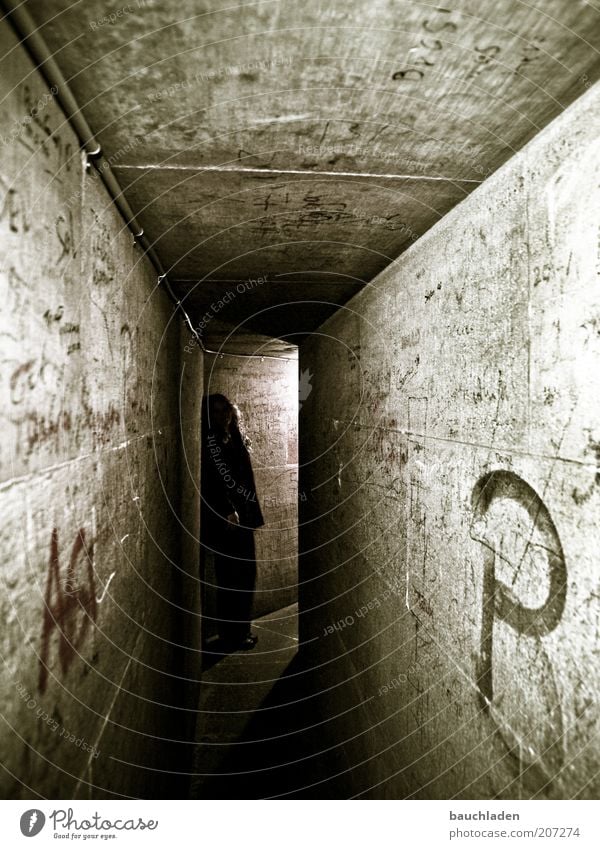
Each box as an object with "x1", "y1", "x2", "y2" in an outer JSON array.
[{"x1": 201, "y1": 428, "x2": 264, "y2": 544}]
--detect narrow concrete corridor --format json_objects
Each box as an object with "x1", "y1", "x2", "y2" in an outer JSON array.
[{"x1": 1, "y1": 1, "x2": 600, "y2": 803}]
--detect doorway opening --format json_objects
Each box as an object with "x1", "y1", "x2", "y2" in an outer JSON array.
[
  {"x1": 193, "y1": 336, "x2": 302, "y2": 797},
  {"x1": 199, "y1": 337, "x2": 300, "y2": 654}
]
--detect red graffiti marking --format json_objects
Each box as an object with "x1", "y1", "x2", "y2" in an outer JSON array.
[{"x1": 38, "y1": 528, "x2": 97, "y2": 694}]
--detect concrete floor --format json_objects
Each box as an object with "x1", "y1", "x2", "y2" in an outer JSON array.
[{"x1": 190, "y1": 604, "x2": 351, "y2": 799}]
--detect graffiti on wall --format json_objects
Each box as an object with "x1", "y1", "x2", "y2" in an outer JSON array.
[
  {"x1": 38, "y1": 528, "x2": 97, "y2": 694},
  {"x1": 470, "y1": 470, "x2": 567, "y2": 789}
]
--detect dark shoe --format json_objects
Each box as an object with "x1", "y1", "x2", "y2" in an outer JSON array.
[{"x1": 238, "y1": 634, "x2": 258, "y2": 650}]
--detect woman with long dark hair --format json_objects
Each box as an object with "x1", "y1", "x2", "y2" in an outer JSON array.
[{"x1": 201, "y1": 394, "x2": 264, "y2": 650}]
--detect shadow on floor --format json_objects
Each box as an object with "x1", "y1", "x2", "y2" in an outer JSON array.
[{"x1": 190, "y1": 604, "x2": 351, "y2": 799}]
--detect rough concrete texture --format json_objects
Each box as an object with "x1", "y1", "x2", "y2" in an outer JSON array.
[
  {"x1": 0, "y1": 22, "x2": 202, "y2": 798},
  {"x1": 24, "y1": 0, "x2": 600, "y2": 337},
  {"x1": 201, "y1": 347, "x2": 298, "y2": 637},
  {"x1": 116, "y1": 166, "x2": 468, "y2": 279},
  {"x1": 298, "y1": 80, "x2": 600, "y2": 799},
  {"x1": 29, "y1": 0, "x2": 600, "y2": 174}
]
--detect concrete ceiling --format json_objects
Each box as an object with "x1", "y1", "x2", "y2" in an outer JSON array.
[{"x1": 24, "y1": 0, "x2": 600, "y2": 339}]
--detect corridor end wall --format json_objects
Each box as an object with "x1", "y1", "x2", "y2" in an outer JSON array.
[
  {"x1": 299, "y1": 81, "x2": 600, "y2": 799},
  {"x1": 202, "y1": 350, "x2": 298, "y2": 632},
  {"x1": 0, "y1": 22, "x2": 203, "y2": 798}
]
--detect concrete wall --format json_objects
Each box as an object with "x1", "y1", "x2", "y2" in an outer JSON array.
[
  {"x1": 0, "y1": 22, "x2": 202, "y2": 798},
  {"x1": 299, "y1": 81, "x2": 600, "y2": 799},
  {"x1": 202, "y1": 350, "x2": 298, "y2": 636}
]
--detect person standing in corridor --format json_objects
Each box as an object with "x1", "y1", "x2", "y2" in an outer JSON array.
[{"x1": 201, "y1": 393, "x2": 264, "y2": 651}]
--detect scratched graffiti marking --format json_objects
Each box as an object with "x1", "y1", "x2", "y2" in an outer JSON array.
[
  {"x1": 0, "y1": 174, "x2": 31, "y2": 234},
  {"x1": 38, "y1": 528, "x2": 97, "y2": 694},
  {"x1": 89, "y1": 208, "x2": 117, "y2": 287},
  {"x1": 471, "y1": 470, "x2": 567, "y2": 789},
  {"x1": 9, "y1": 353, "x2": 64, "y2": 407},
  {"x1": 55, "y1": 210, "x2": 76, "y2": 265},
  {"x1": 404, "y1": 435, "x2": 432, "y2": 632},
  {"x1": 0, "y1": 265, "x2": 32, "y2": 325},
  {"x1": 392, "y1": 9, "x2": 458, "y2": 83},
  {"x1": 464, "y1": 44, "x2": 501, "y2": 82},
  {"x1": 407, "y1": 396, "x2": 428, "y2": 449},
  {"x1": 20, "y1": 84, "x2": 73, "y2": 173}
]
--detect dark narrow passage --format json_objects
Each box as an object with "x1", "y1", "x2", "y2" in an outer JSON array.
[{"x1": 191, "y1": 604, "x2": 350, "y2": 800}]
